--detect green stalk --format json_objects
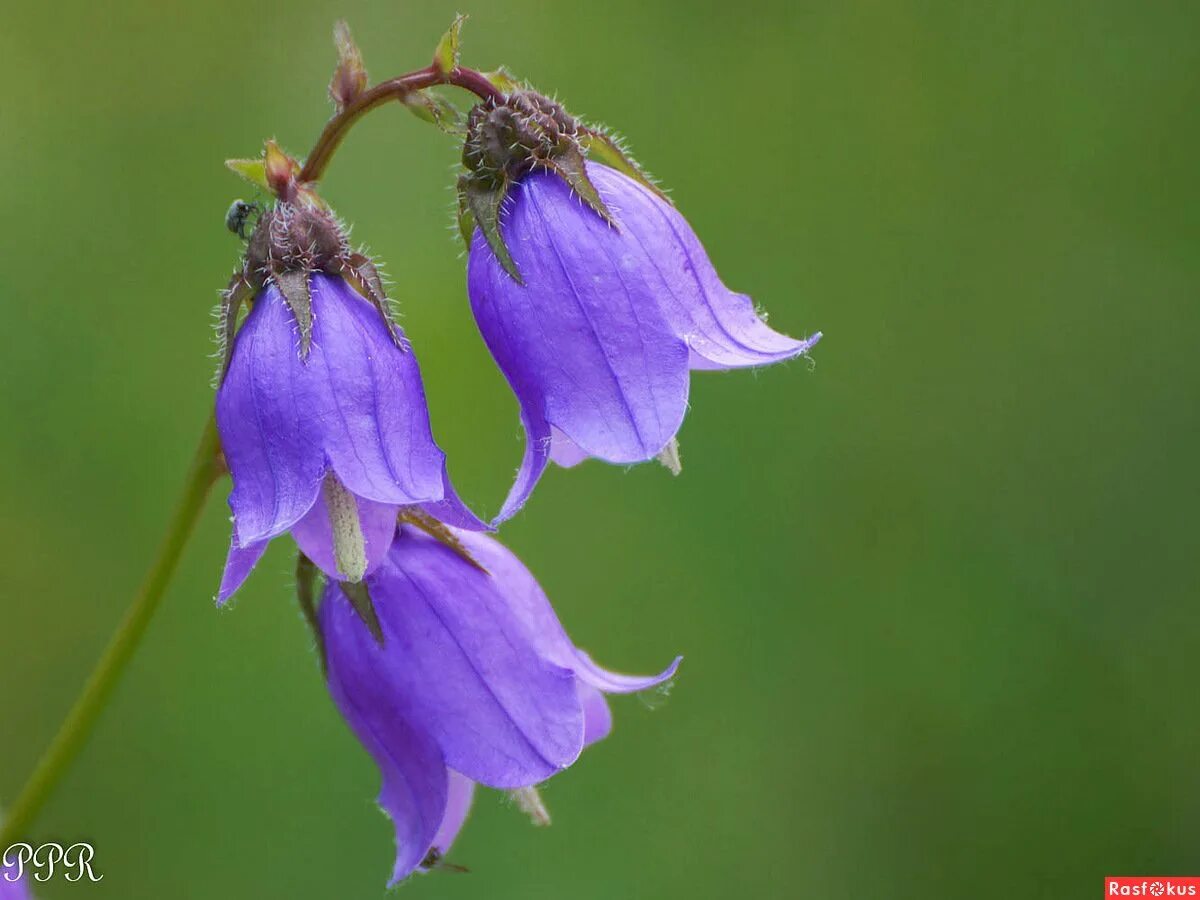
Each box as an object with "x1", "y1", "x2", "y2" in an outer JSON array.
[{"x1": 0, "y1": 417, "x2": 223, "y2": 848}]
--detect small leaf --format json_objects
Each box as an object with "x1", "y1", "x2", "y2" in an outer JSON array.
[
  {"x1": 580, "y1": 128, "x2": 669, "y2": 201},
  {"x1": 433, "y1": 14, "x2": 466, "y2": 75},
  {"x1": 340, "y1": 580, "x2": 384, "y2": 646},
  {"x1": 225, "y1": 158, "x2": 270, "y2": 191},
  {"x1": 545, "y1": 145, "x2": 616, "y2": 226},
  {"x1": 402, "y1": 89, "x2": 465, "y2": 134},
  {"x1": 463, "y1": 176, "x2": 521, "y2": 282}
]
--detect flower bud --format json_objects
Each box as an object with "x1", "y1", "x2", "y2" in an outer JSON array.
[{"x1": 329, "y1": 21, "x2": 367, "y2": 111}]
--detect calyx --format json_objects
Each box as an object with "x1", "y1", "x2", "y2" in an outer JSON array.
[
  {"x1": 456, "y1": 90, "x2": 615, "y2": 282},
  {"x1": 219, "y1": 201, "x2": 400, "y2": 376}
]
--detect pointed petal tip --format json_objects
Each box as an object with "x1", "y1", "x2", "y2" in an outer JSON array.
[
  {"x1": 216, "y1": 537, "x2": 269, "y2": 607},
  {"x1": 573, "y1": 649, "x2": 682, "y2": 695}
]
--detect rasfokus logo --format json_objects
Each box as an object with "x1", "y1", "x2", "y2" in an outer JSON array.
[{"x1": 1106, "y1": 877, "x2": 1200, "y2": 897}]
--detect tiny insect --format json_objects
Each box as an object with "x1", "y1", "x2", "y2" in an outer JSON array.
[
  {"x1": 421, "y1": 847, "x2": 469, "y2": 874},
  {"x1": 224, "y1": 199, "x2": 260, "y2": 240}
]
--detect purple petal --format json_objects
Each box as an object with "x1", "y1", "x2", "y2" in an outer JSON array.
[
  {"x1": 0, "y1": 855, "x2": 34, "y2": 900},
  {"x1": 467, "y1": 170, "x2": 690, "y2": 500},
  {"x1": 321, "y1": 529, "x2": 584, "y2": 788},
  {"x1": 323, "y1": 655, "x2": 448, "y2": 886},
  {"x1": 579, "y1": 682, "x2": 613, "y2": 746},
  {"x1": 586, "y1": 163, "x2": 820, "y2": 371},
  {"x1": 290, "y1": 491, "x2": 399, "y2": 581},
  {"x1": 492, "y1": 404, "x2": 552, "y2": 523},
  {"x1": 572, "y1": 648, "x2": 682, "y2": 695},
  {"x1": 549, "y1": 427, "x2": 589, "y2": 469},
  {"x1": 418, "y1": 470, "x2": 491, "y2": 532},
  {"x1": 307, "y1": 275, "x2": 450, "y2": 507},
  {"x1": 452, "y1": 528, "x2": 681, "y2": 694},
  {"x1": 216, "y1": 285, "x2": 325, "y2": 546},
  {"x1": 216, "y1": 536, "x2": 269, "y2": 605},
  {"x1": 424, "y1": 770, "x2": 476, "y2": 866}
]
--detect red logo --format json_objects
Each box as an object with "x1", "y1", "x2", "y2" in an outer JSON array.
[{"x1": 1107, "y1": 878, "x2": 1200, "y2": 897}]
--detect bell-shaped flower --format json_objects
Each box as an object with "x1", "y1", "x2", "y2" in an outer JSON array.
[
  {"x1": 459, "y1": 93, "x2": 820, "y2": 521},
  {"x1": 319, "y1": 524, "x2": 679, "y2": 885},
  {"x1": 215, "y1": 199, "x2": 481, "y2": 603}
]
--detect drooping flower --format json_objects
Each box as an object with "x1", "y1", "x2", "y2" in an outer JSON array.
[
  {"x1": 215, "y1": 177, "x2": 482, "y2": 604},
  {"x1": 318, "y1": 524, "x2": 680, "y2": 885},
  {"x1": 458, "y1": 92, "x2": 821, "y2": 522}
]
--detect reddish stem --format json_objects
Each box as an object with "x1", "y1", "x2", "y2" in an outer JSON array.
[{"x1": 299, "y1": 63, "x2": 504, "y2": 184}]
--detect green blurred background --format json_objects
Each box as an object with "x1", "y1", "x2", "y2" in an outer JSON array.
[{"x1": 2, "y1": 0, "x2": 1197, "y2": 896}]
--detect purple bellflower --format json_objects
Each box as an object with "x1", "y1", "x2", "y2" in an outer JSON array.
[
  {"x1": 457, "y1": 92, "x2": 822, "y2": 521},
  {"x1": 214, "y1": 172, "x2": 482, "y2": 604},
  {"x1": 317, "y1": 523, "x2": 680, "y2": 885}
]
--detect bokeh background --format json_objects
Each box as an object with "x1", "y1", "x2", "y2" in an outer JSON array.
[{"x1": 2, "y1": 0, "x2": 1197, "y2": 897}]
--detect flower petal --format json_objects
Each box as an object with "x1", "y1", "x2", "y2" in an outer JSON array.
[
  {"x1": 323, "y1": 652, "x2": 449, "y2": 887},
  {"x1": 307, "y1": 275, "x2": 450, "y2": 507},
  {"x1": 216, "y1": 286, "x2": 326, "y2": 546},
  {"x1": 492, "y1": 404, "x2": 552, "y2": 524},
  {"x1": 419, "y1": 470, "x2": 491, "y2": 532},
  {"x1": 424, "y1": 770, "x2": 476, "y2": 866},
  {"x1": 468, "y1": 170, "x2": 690, "y2": 471},
  {"x1": 452, "y1": 528, "x2": 681, "y2": 694},
  {"x1": 290, "y1": 490, "x2": 399, "y2": 581},
  {"x1": 216, "y1": 536, "x2": 269, "y2": 605},
  {"x1": 549, "y1": 427, "x2": 590, "y2": 469},
  {"x1": 586, "y1": 163, "x2": 821, "y2": 370},
  {"x1": 322, "y1": 528, "x2": 584, "y2": 788},
  {"x1": 579, "y1": 682, "x2": 613, "y2": 746}
]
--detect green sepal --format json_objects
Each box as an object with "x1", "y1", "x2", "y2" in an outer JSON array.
[
  {"x1": 274, "y1": 270, "x2": 314, "y2": 357},
  {"x1": 580, "y1": 128, "x2": 669, "y2": 202},
  {"x1": 460, "y1": 175, "x2": 522, "y2": 283},
  {"x1": 339, "y1": 580, "x2": 384, "y2": 646},
  {"x1": 455, "y1": 175, "x2": 476, "y2": 247},
  {"x1": 481, "y1": 66, "x2": 523, "y2": 94},
  {"x1": 225, "y1": 158, "x2": 270, "y2": 191},
  {"x1": 402, "y1": 89, "x2": 465, "y2": 135},
  {"x1": 295, "y1": 553, "x2": 327, "y2": 674},
  {"x1": 433, "y1": 14, "x2": 466, "y2": 75},
  {"x1": 545, "y1": 144, "x2": 616, "y2": 226}
]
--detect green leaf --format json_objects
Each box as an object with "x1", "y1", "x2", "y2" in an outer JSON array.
[
  {"x1": 545, "y1": 145, "x2": 616, "y2": 226},
  {"x1": 463, "y1": 176, "x2": 521, "y2": 282},
  {"x1": 225, "y1": 158, "x2": 270, "y2": 191},
  {"x1": 580, "y1": 128, "x2": 669, "y2": 201},
  {"x1": 433, "y1": 14, "x2": 466, "y2": 75},
  {"x1": 402, "y1": 89, "x2": 465, "y2": 134}
]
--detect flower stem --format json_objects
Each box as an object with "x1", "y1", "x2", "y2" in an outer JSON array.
[
  {"x1": 0, "y1": 417, "x2": 224, "y2": 848},
  {"x1": 299, "y1": 63, "x2": 504, "y2": 184}
]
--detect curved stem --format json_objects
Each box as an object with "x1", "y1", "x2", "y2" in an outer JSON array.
[
  {"x1": 299, "y1": 64, "x2": 504, "y2": 184},
  {"x1": 0, "y1": 417, "x2": 224, "y2": 848}
]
